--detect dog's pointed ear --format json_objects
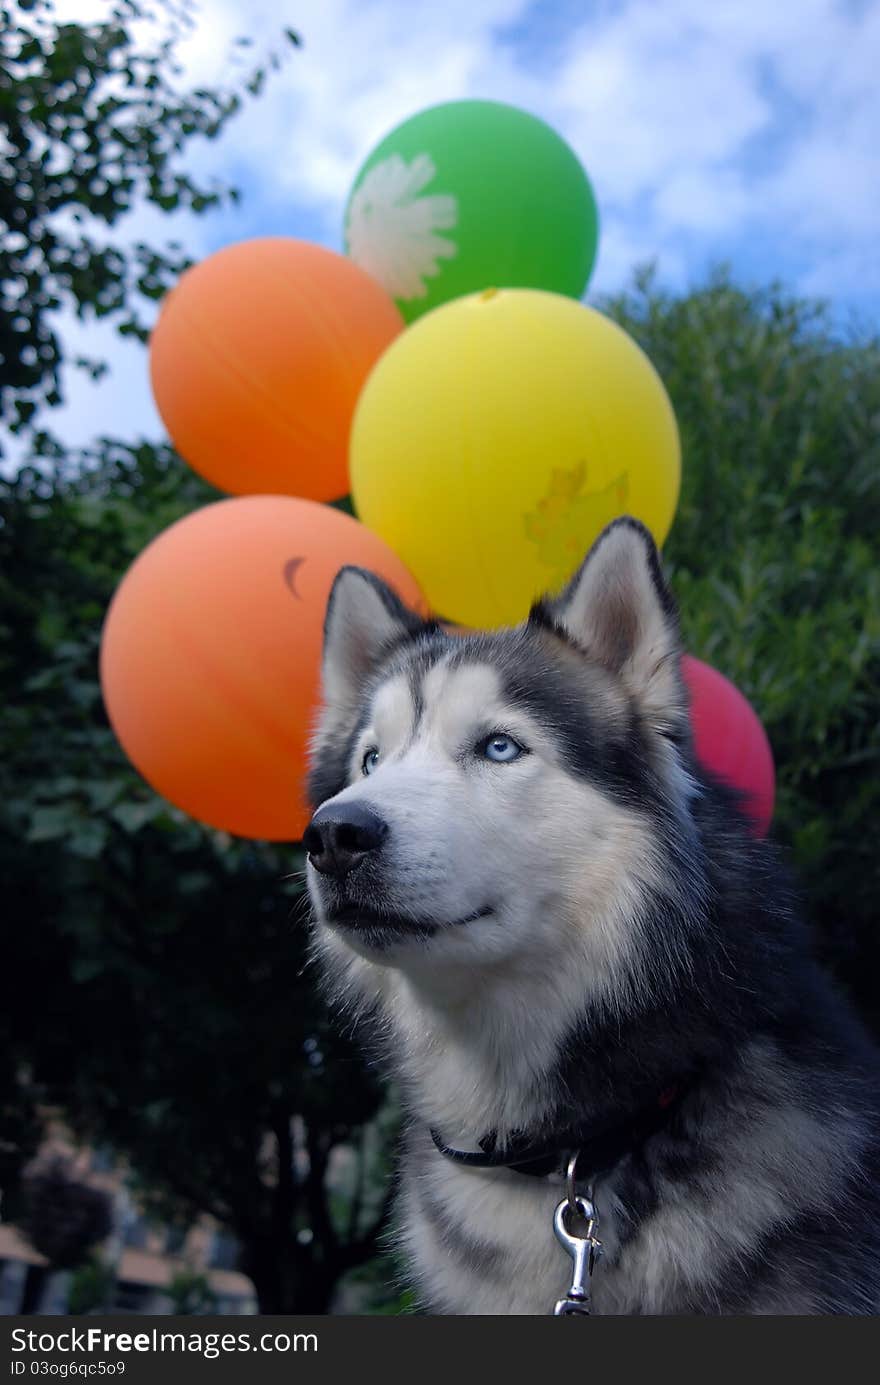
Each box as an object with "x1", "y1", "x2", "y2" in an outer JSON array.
[
  {"x1": 321, "y1": 567, "x2": 426, "y2": 708},
  {"x1": 537, "y1": 518, "x2": 688, "y2": 739}
]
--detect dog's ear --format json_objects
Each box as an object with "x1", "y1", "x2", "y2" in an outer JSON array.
[
  {"x1": 536, "y1": 518, "x2": 688, "y2": 740},
  {"x1": 321, "y1": 567, "x2": 425, "y2": 709}
]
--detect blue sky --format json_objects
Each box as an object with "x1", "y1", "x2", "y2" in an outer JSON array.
[{"x1": 45, "y1": 0, "x2": 880, "y2": 451}]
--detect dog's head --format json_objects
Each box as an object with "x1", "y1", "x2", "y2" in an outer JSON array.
[{"x1": 305, "y1": 517, "x2": 703, "y2": 991}]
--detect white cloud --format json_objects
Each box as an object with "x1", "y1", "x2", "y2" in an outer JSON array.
[
  {"x1": 33, "y1": 0, "x2": 880, "y2": 452},
  {"x1": 550, "y1": 0, "x2": 880, "y2": 299},
  {"x1": 179, "y1": 0, "x2": 539, "y2": 216}
]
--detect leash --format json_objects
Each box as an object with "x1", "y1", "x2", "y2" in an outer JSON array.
[{"x1": 429, "y1": 1079, "x2": 691, "y2": 1315}]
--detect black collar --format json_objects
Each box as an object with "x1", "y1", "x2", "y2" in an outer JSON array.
[{"x1": 430, "y1": 1080, "x2": 688, "y2": 1179}]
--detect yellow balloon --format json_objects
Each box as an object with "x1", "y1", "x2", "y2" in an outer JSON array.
[{"x1": 350, "y1": 288, "x2": 681, "y2": 627}]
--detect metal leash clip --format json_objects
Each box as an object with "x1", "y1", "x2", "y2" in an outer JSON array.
[{"x1": 553, "y1": 1153, "x2": 602, "y2": 1316}]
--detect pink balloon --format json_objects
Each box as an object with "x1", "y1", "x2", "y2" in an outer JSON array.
[{"x1": 681, "y1": 655, "x2": 775, "y2": 837}]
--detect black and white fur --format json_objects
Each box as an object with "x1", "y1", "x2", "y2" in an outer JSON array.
[{"x1": 305, "y1": 518, "x2": 880, "y2": 1315}]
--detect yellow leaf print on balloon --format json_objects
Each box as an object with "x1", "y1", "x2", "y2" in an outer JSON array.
[{"x1": 523, "y1": 461, "x2": 629, "y2": 583}]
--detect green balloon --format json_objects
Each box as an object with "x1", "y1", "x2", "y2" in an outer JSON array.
[{"x1": 344, "y1": 99, "x2": 599, "y2": 323}]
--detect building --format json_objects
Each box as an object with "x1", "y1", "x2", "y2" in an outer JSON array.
[{"x1": 0, "y1": 1123, "x2": 257, "y2": 1315}]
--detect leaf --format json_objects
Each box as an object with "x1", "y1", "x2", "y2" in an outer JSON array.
[
  {"x1": 72, "y1": 956, "x2": 106, "y2": 983},
  {"x1": 112, "y1": 799, "x2": 163, "y2": 833},
  {"x1": 69, "y1": 821, "x2": 109, "y2": 858},
  {"x1": 82, "y1": 779, "x2": 127, "y2": 811},
  {"x1": 28, "y1": 804, "x2": 79, "y2": 841},
  {"x1": 178, "y1": 871, "x2": 213, "y2": 895}
]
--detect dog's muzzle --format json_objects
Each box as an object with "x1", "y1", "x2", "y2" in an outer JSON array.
[{"x1": 305, "y1": 800, "x2": 494, "y2": 946}]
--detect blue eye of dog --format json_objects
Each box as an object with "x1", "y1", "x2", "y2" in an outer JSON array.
[
  {"x1": 480, "y1": 734, "x2": 525, "y2": 763},
  {"x1": 362, "y1": 748, "x2": 379, "y2": 776}
]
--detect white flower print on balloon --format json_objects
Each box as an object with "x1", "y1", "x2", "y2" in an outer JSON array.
[{"x1": 346, "y1": 153, "x2": 458, "y2": 302}]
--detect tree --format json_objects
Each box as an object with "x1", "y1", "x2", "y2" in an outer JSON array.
[
  {"x1": 66, "y1": 1254, "x2": 116, "y2": 1315},
  {"x1": 167, "y1": 1269, "x2": 216, "y2": 1316},
  {"x1": 2, "y1": 1, "x2": 397, "y2": 1315},
  {"x1": 0, "y1": 0, "x2": 299, "y2": 444},
  {"x1": 1, "y1": 444, "x2": 397, "y2": 1313},
  {"x1": 603, "y1": 270, "x2": 880, "y2": 1028},
  {"x1": 16, "y1": 1155, "x2": 114, "y2": 1313}
]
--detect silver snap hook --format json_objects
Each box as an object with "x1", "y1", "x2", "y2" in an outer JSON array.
[{"x1": 553, "y1": 1187, "x2": 602, "y2": 1316}]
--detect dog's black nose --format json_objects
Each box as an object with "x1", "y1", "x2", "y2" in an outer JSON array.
[{"x1": 303, "y1": 802, "x2": 388, "y2": 879}]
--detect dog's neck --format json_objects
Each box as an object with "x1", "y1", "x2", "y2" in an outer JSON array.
[
  {"x1": 390, "y1": 961, "x2": 566, "y2": 1142},
  {"x1": 320, "y1": 918, "x2": 697, "y2": 1148}
]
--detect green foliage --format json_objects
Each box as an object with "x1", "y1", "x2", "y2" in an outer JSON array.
[
  {"x1": 0, "y1": 1069, "x2": 42, "y2": 1224},
  {"x1": 167, "y1": 1268, "x2": 216, "y2": 1316},
  {"x1": 0, "y1": 0, "x2": 299, "y2": 443},
  {"x1": 0, "y1": 442, "x2": 393, "y2": 1311},
  {"x1": 1, "y1": 0, "x2": 391, "y2": 1316},
  {"x1": 66, "y1": 1254, "x2": 115, "y2": 1315},
  {"x1": 602, "y1": 269, "x2": 880, "y2": 1023}
]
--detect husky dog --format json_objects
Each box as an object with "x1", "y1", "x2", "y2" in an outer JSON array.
[{"x1": 305, "y1": 518, "x2": 880, "y2": 1315}]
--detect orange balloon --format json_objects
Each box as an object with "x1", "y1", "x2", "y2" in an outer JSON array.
[
  {"x1": 149, "y1": 238, "x2": 403, "y2": 501},
  {"x1": 100, "y1": 496, "x2": 424, "y2": 840}
]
